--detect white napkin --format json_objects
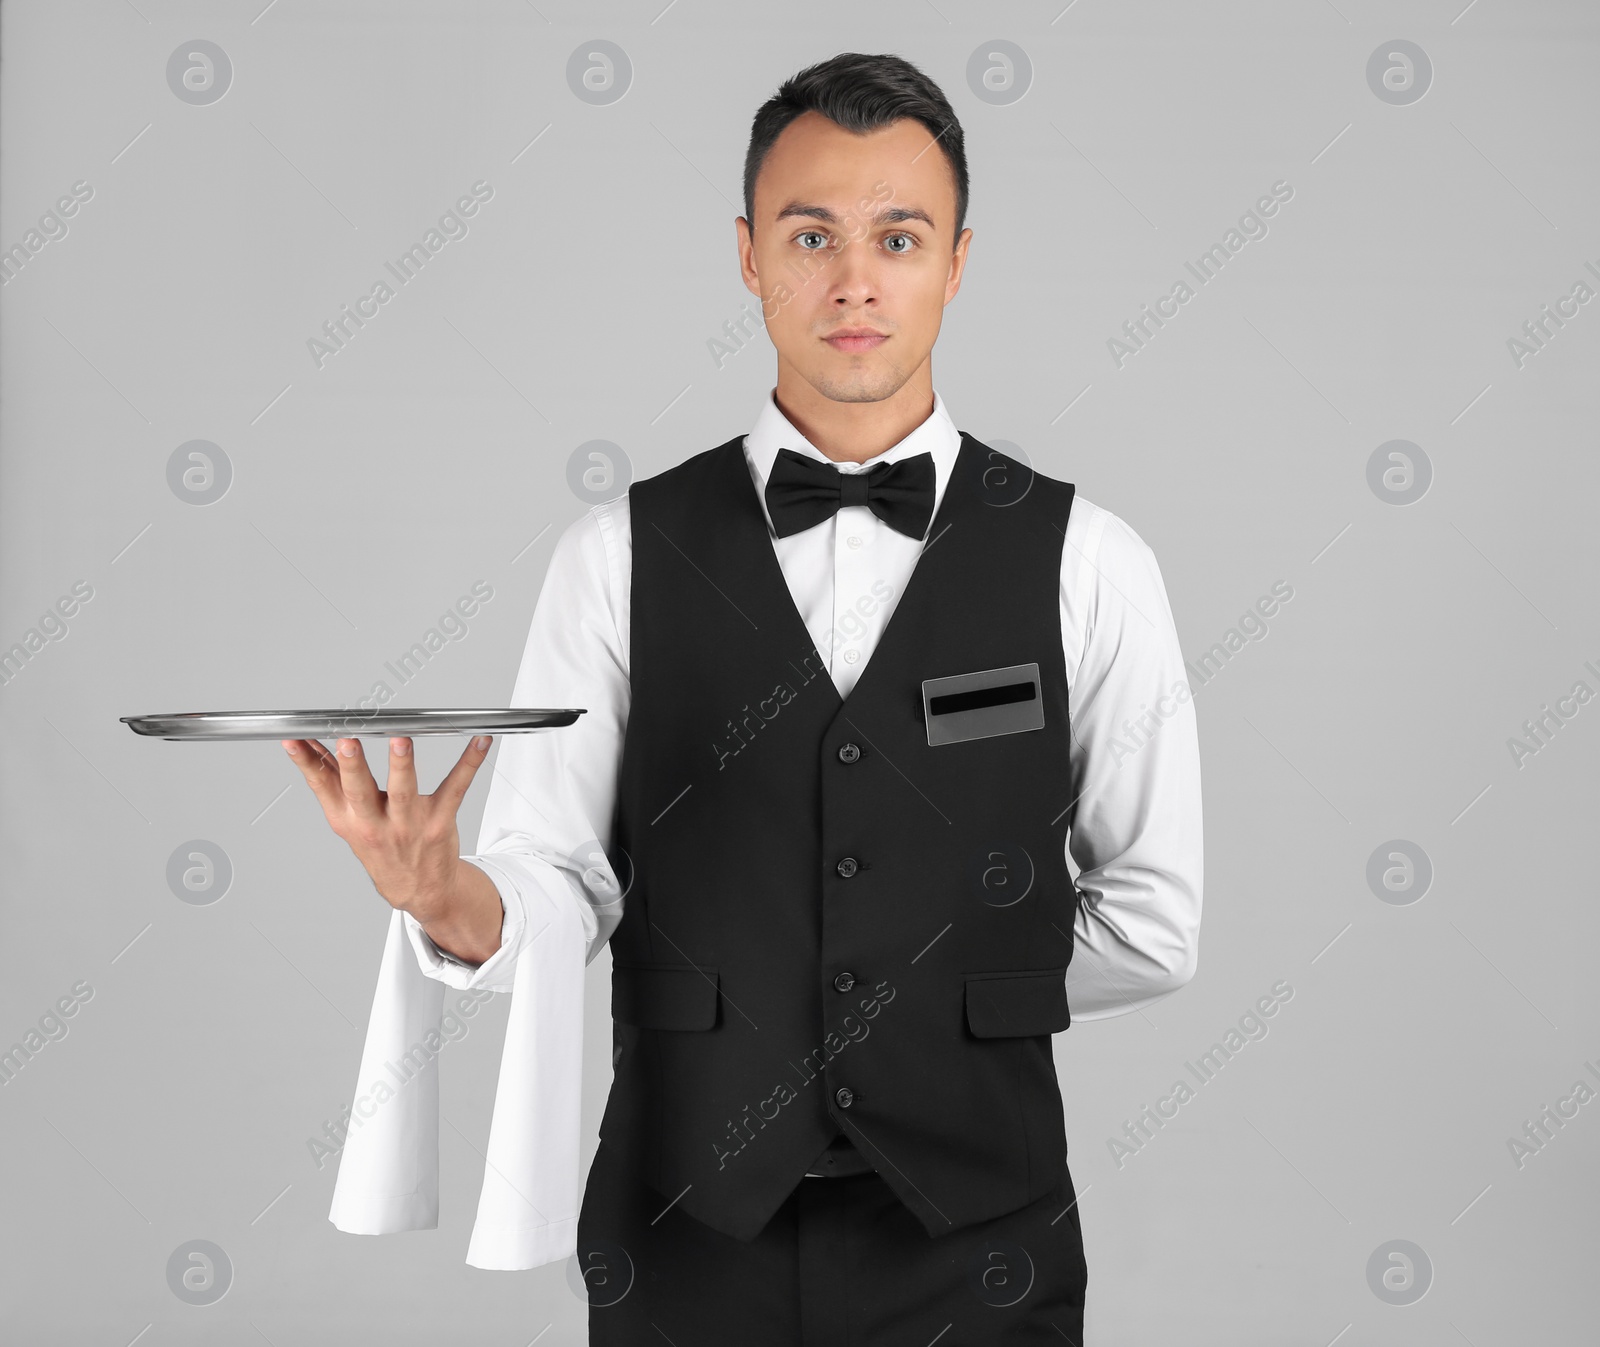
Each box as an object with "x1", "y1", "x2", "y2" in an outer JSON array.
[{"x1": 328, "y1": 875, "x2": 586, "y2": 1269}]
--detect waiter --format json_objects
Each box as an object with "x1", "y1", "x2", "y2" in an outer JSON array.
[{"x1": 292, "y1": 51, "x2": 1202, "y2": 1346}]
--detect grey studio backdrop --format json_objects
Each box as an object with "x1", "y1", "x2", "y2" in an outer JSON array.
[{"x1": 1, "y1": 1, "x2": 1595, "y2": 1343}]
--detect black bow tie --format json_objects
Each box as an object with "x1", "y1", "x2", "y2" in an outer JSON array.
[{"x1": 764, "y1": 447, "x2": 935, "y2": 541}]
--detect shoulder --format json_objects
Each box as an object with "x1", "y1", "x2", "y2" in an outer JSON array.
[
  {"x1": 630, "y1": 436, "x2": 745, "y2": 498},
  {"x1": 1064, "y1": 494, "x2": 1161, "y2": 576},
  {"x1": 554, "y1": 429, "x2": 738, "y2": 568},
  {"x1": 1060, "y1": 492, "x2": 1178, "y2": 661},
  {"x1": 539, "y1": 490, "x2": 631, "y2": 611},
  {"x1": 552, "y1": 432, "x2": 741, "y2": 603}
]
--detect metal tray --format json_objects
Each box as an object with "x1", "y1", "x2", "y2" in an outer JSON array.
[{"x1": 121, "y1": 707, "x2": 585, "y2": 741}]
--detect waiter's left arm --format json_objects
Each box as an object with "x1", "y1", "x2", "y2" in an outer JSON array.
[{"x1": 1059, "y1": 502, "x2": 1203, "y2": 1020}]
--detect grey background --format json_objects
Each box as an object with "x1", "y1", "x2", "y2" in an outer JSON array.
[{"x1": 2, "y1": 0, "x2": 1596, "y2": 1342}]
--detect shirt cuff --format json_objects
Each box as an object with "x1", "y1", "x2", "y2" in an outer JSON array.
[{"x1": 400, "y1": 856, "x2": 528, "y2": 993}]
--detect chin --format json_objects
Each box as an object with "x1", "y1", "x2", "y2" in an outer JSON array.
[{"x1": 808, "y1": 366, "x2": 910, "y2": 405}]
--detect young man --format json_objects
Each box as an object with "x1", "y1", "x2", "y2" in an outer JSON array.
[{"x1": 302, "y1": 51, "x2": 1201, "y2": 1345}]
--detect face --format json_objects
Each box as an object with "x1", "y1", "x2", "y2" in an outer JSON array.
[{"x1": 737, "y1": 111, "x2": 971, "y2": 405}]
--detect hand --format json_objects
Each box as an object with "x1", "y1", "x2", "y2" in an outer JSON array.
[{"x1": 281, "y1": 734, "x2": 494, "y2": 921}]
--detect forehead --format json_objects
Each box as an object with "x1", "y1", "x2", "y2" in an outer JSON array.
[{"x1": 755, "y1": 111, "x2": 954, "y2": 228}]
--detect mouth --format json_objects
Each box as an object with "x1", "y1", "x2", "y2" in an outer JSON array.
[{"x1": 823, "y1": 329, "x2": 889, "y2": 355}]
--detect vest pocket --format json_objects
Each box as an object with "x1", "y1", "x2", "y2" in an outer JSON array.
[
  {"x1": 964, "y1": 968, "x2": 1072, "y2": 1037},
  {"x1": 611, "y1": 963, "x2": 721, "y2": 1031}
]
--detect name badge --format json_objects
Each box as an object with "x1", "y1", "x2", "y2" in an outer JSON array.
[{"x1": 921, "y1": 661, "x2": 1044, "y2": 747}]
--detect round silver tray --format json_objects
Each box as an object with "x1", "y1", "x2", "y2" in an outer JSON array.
[{"x1": 121, "y1": 708, "x2": 585, "y2": 742}]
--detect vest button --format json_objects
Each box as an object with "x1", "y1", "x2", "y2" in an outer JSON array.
[
  {"x1": 834, "y1": 1086, "x2": 854, "y2": 1109},
  {"x1": 836, "y1": 857, "x2": 859, "y2": 878},
  {"x1": 837, "y1": 742, "x2": 861, "y2": 763},
  {"x1": 833, "y1": 971, "x2": 856, "y2": 993}
]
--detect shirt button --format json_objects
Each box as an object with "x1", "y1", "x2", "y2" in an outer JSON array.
[
  {"x1": 846, "y1": 535, "x2": 863, "y2": 550},
  {"x1": 835, "y1": 1086, "x2": 854, "y2": 1109},
  {"x1": 836, "y1": 857, "x2": 859, "y2": 878},
  {"x1": 833, "y1": 971, "x2": 856, "y2": 992},
  {"x1": 837, "y1": 742, "x2": 861, "y2": 763},
  {"x1": 843, "y1": 648, "x2": 860, "y2": 664}
]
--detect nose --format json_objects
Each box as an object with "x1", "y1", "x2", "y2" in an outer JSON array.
[{"x1": 825, "y1": 238, "x2": 879, "y2": 308}]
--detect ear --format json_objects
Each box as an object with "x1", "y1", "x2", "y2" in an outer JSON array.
[
  {"x1": 736, "y1": 216, "x2": 761, "y2": 297},
  {"x1": 945, "y1": 227, "x2": 973, "y2": 304}
]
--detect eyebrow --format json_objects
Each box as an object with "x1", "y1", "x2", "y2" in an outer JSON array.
[{"x1": 773, "y1": 202, "x2": 936, "y2": 230}]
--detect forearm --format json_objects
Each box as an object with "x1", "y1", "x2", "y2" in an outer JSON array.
[{"x1": 412, "y1": 858, "x2": 504, "y2": 965}]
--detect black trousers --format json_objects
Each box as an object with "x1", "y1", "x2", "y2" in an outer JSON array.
[{"x1": 575, "y1": 1137, "x2": 1088, "y2": 1345}]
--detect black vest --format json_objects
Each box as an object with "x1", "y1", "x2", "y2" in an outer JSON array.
[{"x1": 601, "y1": 430, "x2": 1080, "y2": 1243}]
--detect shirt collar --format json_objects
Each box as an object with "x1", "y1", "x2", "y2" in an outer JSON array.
[{"x1": 743, "y1": 387, "x2": 962, "y2": 537}]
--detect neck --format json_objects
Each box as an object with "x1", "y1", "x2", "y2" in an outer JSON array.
[{"x1": 771, "y1": 363, "x2": 936, "y2": 464}]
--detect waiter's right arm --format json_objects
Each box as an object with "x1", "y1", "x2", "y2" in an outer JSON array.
[{"x1": 416, "y1": 499, "x2": 631, "y2": 988}]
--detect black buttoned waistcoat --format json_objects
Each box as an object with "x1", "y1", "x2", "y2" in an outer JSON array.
[{"x1": 601, "y1": 429, "x2": 1080, "y2": 1244}]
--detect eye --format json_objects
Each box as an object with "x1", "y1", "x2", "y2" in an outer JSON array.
[
  {"x1": 796, "y1": 230, "x2": 831, "y2": 251},
  {"x1": 883, "y1": 232, "x2": 916, "y2": 254}
]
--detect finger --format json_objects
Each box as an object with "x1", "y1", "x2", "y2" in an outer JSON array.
[
  {"x1": 281, "y1": 738, "x2": 346, "y2": 814},
  {"x1": 331, "y1": 737, "x2": 385, "y2": 820},
  {"x1": 386, "y1": 736, "x2": 418, "y2": 809},
  {"x1": 431, "y1": 734, "x2": 494, "y2": 813},
  {"x1": 299, "y1": 737, "x2": 339, "y2": 774}
]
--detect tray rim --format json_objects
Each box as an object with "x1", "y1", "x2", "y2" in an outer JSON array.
[{"x1": 120, "y1": 707, "x2": 586, "y2": 739}]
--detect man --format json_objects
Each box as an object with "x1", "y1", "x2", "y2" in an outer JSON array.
[{"x1": 300, "y1": 51, "x2": 1201, "y2": 1345}]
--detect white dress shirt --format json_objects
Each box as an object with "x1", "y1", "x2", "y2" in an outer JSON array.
[{"x1": 328, "y1": 388, "x2": 1203, "y2": 1270}]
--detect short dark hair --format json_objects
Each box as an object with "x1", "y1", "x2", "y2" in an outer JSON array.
[{"x1": 742, "y1": 52, "x2": 969, "y2": 244}]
